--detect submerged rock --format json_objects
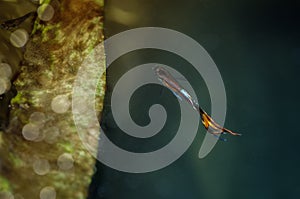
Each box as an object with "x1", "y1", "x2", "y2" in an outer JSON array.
[{"x1": 0, "y1": 0, "x2": 105, "y2": 198}]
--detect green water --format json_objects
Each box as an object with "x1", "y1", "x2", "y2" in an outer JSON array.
[{"x1": 89, "y1": 0, "x2": 300, "y2": 199}]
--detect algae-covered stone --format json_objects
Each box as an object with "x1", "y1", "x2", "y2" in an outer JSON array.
[{"x1": 0, "y1": 0, "x2": 105, "y2": 198}]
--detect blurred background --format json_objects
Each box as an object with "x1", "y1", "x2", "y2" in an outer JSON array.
[
  {"x1": 90, "y1": 0, "x2": 300, "y2": 199},
  {"x1": 1, "y1": 0, "x2": 299, "y2": 199}
]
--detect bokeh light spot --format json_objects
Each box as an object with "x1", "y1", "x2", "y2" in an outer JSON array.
[
  {"x1": 10, "y1": 29, "x2": 29, "y2": 48},
  {"x1": 0, "y1": 63, "x2": 12, "y2": 79},
  {"x1": 51, "y1": 95, "x2": 70, "y2": 114},
  {"x1": 29, "y1": 112, "x2": 46, "y2": 127},
  {"x1": 22, "y1": 123, "x2": 40, "y2": 141},
  {"x1": 57, "y1": 153, "x2": 74, "y2": 171},
  {"x1": 40, "y1": 186, "x2": 56, "y2": 199},
  {"x1": 0, "y1": 192, "x2": 14, "y2": 199},
  {"x1": 0, "y1": 77, "x2": 11, "y2": 95},
  {"x1": 33, "y1": 158, "x2": 50, "y2": 175},
  {"x1": 37, "y1": 4, "x2": 55, "y2": 21},
  {"x1": 43, "y1": 126, "x2": 60, "y2": 144}
]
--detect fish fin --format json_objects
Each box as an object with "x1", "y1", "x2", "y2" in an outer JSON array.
[
  {"x1": 214, "y1": 135, "x2": 227, "y2": 142},
  {"x1": 159, "y1": 87, "x2": 164, "y2": 97},
  {"x1": 223, "y1": 128, "x2": 242, "y2": 136},
  {"x1": 174, "y1": 76, "x2": 187, "y2": 82}
]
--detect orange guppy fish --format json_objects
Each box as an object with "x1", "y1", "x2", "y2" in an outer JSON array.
[{"x1": 153, "y1": 66, "x2": 241, "y2": 141}]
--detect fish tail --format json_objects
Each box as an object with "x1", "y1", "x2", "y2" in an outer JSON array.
[{"x1": 223, "y1": 128, "x2": 242, "y2": 136}]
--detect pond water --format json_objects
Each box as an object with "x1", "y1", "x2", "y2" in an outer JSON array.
[{"x1": 88, "y1": 0, "x2": 300, "y2": 199}]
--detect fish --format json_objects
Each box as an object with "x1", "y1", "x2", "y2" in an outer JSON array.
[
  {"x1": 153, "y1": 66, "x2": 241, "y2": 141},
  {"x1": 153, "y1": 66, "x2": 199, "y2": 112}
]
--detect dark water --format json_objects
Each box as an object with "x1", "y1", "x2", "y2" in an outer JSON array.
[{"x1": 88, "y1": 0, "x2": 300, "y2": 199}]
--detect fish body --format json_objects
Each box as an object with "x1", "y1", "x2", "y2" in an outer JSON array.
[
  {"x1": 153, "y1": 66, "x2": 241, "y2": 140},
  {"x1": 154, "y1": 66, "x2": 199, "y2": 111}
]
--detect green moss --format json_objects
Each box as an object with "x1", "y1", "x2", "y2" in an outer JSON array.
[
  {"x1": 8, "y1": 153, "x2": 24, "y2": 168},
  {"x1": 41, "y1": 24, "x2": 61, "y2": 42},
  {"x1": 95, "y1": 0, "x2": 104, "y2": 7},
  {"x1": 58, "y1": 142, "x2": 74, "y2": 153},
  {"x1": 32, "y1": 0, "x2": 53, "y2": 35},
  {"x1": 40, "y1": 0, "x2": 52, "y2": 5},
  {"x1": 0, "y1": 176, "x2": 12, "y2": 192},
  {"x1": 11, "y1": 92, "x2": 27, "y2": 105}
]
